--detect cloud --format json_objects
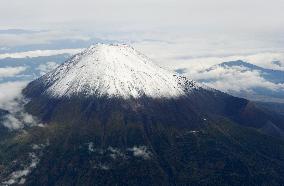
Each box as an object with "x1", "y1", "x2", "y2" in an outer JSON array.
[
  {"x1": 0, "y1": 30, "x2": 90, "y2": 47},
  {"x1": 0, "y1": 81, "x2": 39, "y2": 130},
  {"x1": 172, "y1": 58, "x2": 284, "y2": 102},
  {"x1": 0, "y1": 81, "x2": 28, "y2": 110},
  {"x1": 196, "y1": 66, "x2": 284, "y2": 93},
  {"x1": 181, "y1": 52, "x2": 284, "y2": 72},
  {"x1": 1, "y1": 0, "x2": 284, "y2": 36},
  {"x1": 132, "y1": 39, "x2": 284, "y2": 98},
  {"x1": 0, "y1": 48, "x2": 83, "y2": 59},
  {"x1": 0, "y1": 66, "x2": 27, "y2": 78},
  {"x1": 108, "y1": 147, "x2": 126, "y2": 160},
  {"x1": 2, "y1": 115, "x2": 22, "y2": 130},
  {"x1": 2, "y1": 152, "x2": 39, "y2": 185},
  {"x1": 128, "y1": 146, "x2": 152, "y2": 160},
  {"x1": 36, "y1": 61, "x2": 59, "y2": 75},
  {"x1": 244, "y1": 53, "x2": 284, "y2": 71},
  {"x1": 132, "y1": 37, "x2": 284, "y2": 98},
  {"x1": 132, "y1": 36, "x2": 284, "y2": 71}
]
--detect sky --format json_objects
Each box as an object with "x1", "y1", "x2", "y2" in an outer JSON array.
[
  {"x1": 1, "y1": 0, "x2": 284, "y2": 33},
  {"x1": 1, "y1": 0, "x2": 284, "y2": 58}
]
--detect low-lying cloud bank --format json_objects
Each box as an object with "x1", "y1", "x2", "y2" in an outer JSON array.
[
  {"x1": 0, "y1": 81, "x2": 39, "y2": 130},
  {"x1": 0, "y1": 49, "x2": 68, "y2": 130},
  {"x1": 0, "y1": 48, "x2": 82, "y2": 59},
  {"x1": 128, "y1": 32, "x2": 283, "y2": 71},
  {"x1": 0, "y1": 81, "x2": 27, "y2": 110},
  {"x1": 0, "y1": 66, "x2": 27, "y2": 78},
  {"x1": 133, "y1": 38, "x2": 284, "y2": 102},
  {"x1": 36, "y1": 61, "x2": 59, "y2": 76},
  {"x1": 0, "y1": 30, "x2": 90, "y2": 47},
  {"x1": 169, "y1": 52, "x2": 284, "y2": 72},
  {"x1": 202, "y1": 68, "x2": 283, "y2": 93}
]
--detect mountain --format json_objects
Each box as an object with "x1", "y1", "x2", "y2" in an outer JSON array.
[
  {"x1": 195, "y1": 60, "x2": 284, "y2": 103},
  {"x1": 256, "y1": 101, "x2": 284, "y2": 116},
  {"x1": 216, "y1": 60, "x2": 284, "y2": 84},
  {"x1": 22, "y1": 44, "x2": 205, "y2": 128},
  {"x1": 1, "y1": 44, "x2": 284, "y2": 185},
  {"x1": 26, "y1": 44, "x2": 195, "y2": 98}
]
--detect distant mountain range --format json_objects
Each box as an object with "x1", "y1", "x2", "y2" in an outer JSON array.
[
  {"x1": 176, "y1": 60, "x2": 284, "y2": 103},
  {"x1": 1, "y1": 45, "x2": 284, "y2": 185},
  {"x1": 215, "y1": 60, "x2": 284, "y2": 84}
]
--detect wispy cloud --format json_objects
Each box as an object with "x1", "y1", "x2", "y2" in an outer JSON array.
[
  {"x1": 0, "y1": 66, "x2": 27, "y2": 78},
  {"x1": 170, "y1": 52, "x2": 284, "y2": 72},
  {"x1": 36, "y1": 61, "x2": 59, "y2": 75},
  {"x1": 130, "y1": 36, "x2": 284, "y2": 102},
  {"x1": 197, "y1": 66, "x2": 283, "y2": 93},
  {"x1": 128, "y1": 146, "x2": 152, "y2": 160},
  {"x1": 0, "y1": 30, "x2": 90, "y2": 47},
  {"x1": 0, "y1": 81, "x2": 27, "y2": 110},
  {"x1": 133, "y1": 36, "x2": 284, "y2": 71},
  {"x1": 0, "y1": 48, "x2": 82, "y2": 59},
  {"x1": 0, "y1": 81, "x2": 38, "y2": 130},
  {"x1": 1, "y1": 0, "x2": 284, "y2": 35}
]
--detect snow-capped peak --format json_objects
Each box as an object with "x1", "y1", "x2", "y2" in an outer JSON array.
[{"x1": 41, "y1": 43, "x2": 199, "y2": 98}]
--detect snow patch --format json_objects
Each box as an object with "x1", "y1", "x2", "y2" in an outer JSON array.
[{"x1": 40, "y1": 44, "x2": 201, "y2": 99}]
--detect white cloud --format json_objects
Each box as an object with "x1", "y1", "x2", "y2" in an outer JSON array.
[
  {"x1": 0, "y1": 48, "x2": 83, "y2": 59},
  {"x1": 1, "y1": 0, "x2": 284, "y2": 36},
  {"x1": 199, "y1": 67, "x2": 283, "y2": 93},
  {"x1": 2, "y1": 153, "x2": 39, "y2": 185},
  {"x1": 0, "y1": 81, "x2": 39, "y2": 130},
  {"x1": 245, "y1": 53, "x2": 284, "y2": 71},
  {"x1": 0, "y1": 30, "x2": 90, "y2": 47},
  {"x1": 0, "y1": 66, "x2": 27, "y2": 78},
  {"x1": 131, "y1": 37, "x2": 284, "y2": 94},
  {"x1": 171, "y1": 59, "x2": 284, "y2": 99},
  {"x1": 2, "y1": 114, "x2": 22, "y2": 130},
  {"x1": 108, "y1": 147, "x2": 125, "y2": 160},
  {"x1": 3, "y1": 106, "x2": 39, "y2": 130},
  {"x1": 132, "y1": 38, "x2": 284, "y2": 96},
  {"x1": 0, "y1": 81, "x2": 28, "y2": 110},
  {"x1": 128, "y1": 146, "x2": 152, "y2": 160},
  {"x1": 181, "y1": 52, "x2": 284, "y2": 72},
  {"x1": 36, "y1": 61, "x2": 59, "y2": 75},
  {"x1": 132, "y1": 36, "x2": 284, "y2": 71}
]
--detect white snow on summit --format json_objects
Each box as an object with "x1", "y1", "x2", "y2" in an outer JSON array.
[{"x1": 41, "y1": 44, "x2": 200, "y2": 98}]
